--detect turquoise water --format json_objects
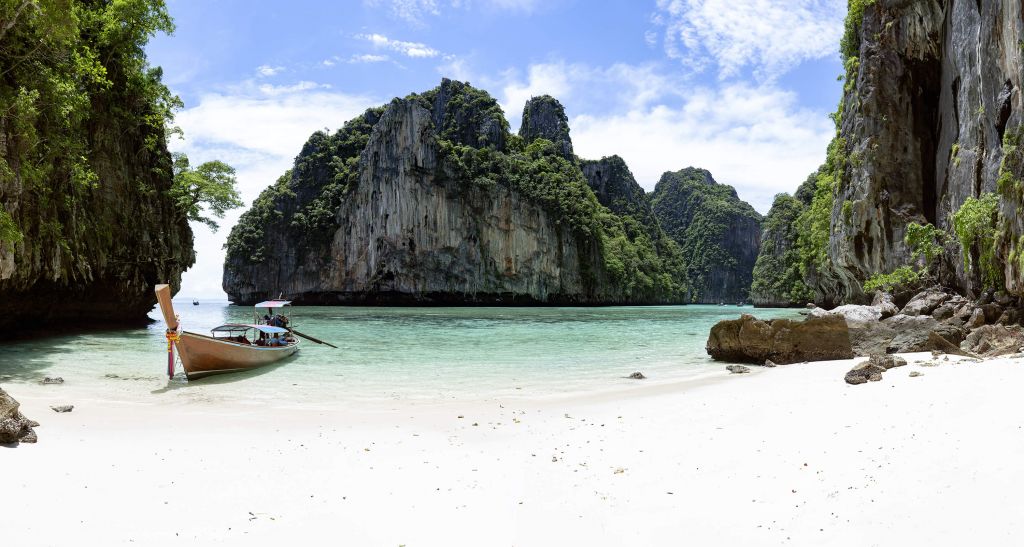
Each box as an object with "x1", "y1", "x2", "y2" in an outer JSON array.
[{"x1": 0, "y1": 302, "x2": 799, "y2": 405}]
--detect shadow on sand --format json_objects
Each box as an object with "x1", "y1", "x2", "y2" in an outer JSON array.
[{"x1": 149, "y1": 353, "x2": 301, "y2": 394}]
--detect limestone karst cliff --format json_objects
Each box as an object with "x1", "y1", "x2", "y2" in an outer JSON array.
[
  {"x1": 651, "y1": 168, "x2": 762, "y2": 304},
  {"x1": 520, "y1": 95, "x2": 574, "y2": 160},
  {"x1": 752, "y1": 0, "x2": 1024, "y2": 307},
  {"x1": 0, "y1": 1, "x2": 194, "y2": 330},
  {"x1": 223, "y1": 80, "x2": 690, "y2": 305},
  {"x1": 749, "y1": 175, "x2": 816, "y2": 307}
]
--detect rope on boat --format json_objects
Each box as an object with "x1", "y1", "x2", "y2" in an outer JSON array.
[{"x1": 165, "y1": 329, "x2": 181, "y2": 379}]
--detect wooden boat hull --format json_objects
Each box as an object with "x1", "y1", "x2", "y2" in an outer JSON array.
[{"x1": 176, "y1": 331, "x2": 298, "y2": 379}]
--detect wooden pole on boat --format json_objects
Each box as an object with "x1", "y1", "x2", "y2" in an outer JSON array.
[
  {"x1": 289, "y1": 328, "x2": 339, "y2": 349},
  {"x1": 155, "y1": 285, "x2": 180, "y2": 378}
]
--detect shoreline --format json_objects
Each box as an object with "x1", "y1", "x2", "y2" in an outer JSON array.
[{"x1": 7, "y1": 352, "x2": 1024, "y2": 545}]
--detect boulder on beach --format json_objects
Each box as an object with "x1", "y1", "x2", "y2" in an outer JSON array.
[
  {"x1": 627, "y1": 372, "x2": 646, "y2": 380},
  {"x1": 726, "y1": 365, "x2": 751, "y2": 374},
  {"x1": 706, "y1": 314, "x2": 854, "y2": 365},
  {"x1": 0, "y1": 388, "x2": 38, "y2": 444}
]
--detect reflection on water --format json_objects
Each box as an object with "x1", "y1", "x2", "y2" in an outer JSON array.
[{"x1": 0, "y1": 301, "x2": 800, "y2": 404}]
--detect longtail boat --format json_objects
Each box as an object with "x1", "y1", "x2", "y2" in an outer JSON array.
[{"x1": 154, "y1": 284, "x2": 299, "y2": 380}]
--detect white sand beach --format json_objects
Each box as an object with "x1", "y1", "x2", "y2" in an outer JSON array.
[{"x1": 5, "y1": 353, "x2": 1024, "y2": 546}]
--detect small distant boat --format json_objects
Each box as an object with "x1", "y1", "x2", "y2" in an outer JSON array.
[
  {"x1": 155, "y1": 285, "x2": 299, "y2": 380},
  {"x1": 192, "y1": 299, "x2": 199, "y2": 306}
]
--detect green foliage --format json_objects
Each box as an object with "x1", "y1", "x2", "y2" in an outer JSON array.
[
  {"x1": 953, "y1": 193, "x2": 1002, "y2": 289},
  {"x1": 796, "y1": 137, "x2": 847, "y2": 278},
  {"x1": 224, "y1": 172, "x2": 294, "y2": 264},
  {"x1": 170, "y1": 153, "x2": 242, "y2": 231},
  {"x1": 904, "y1": 222, "x2": 945, "y2": 266},
  {"x1": 0, "y1": 210, "x2": 22, "y2": 244},
  {"x1": 0, "y1": 0, "x2": 180, "y2": 263},
  {"x1": 951, "y1": 142, "x2": 961, "y2": 167},
  {"x1": 751, "y1": 193, "x2": 815, "y2": 305},
  {"x1": 997, "y1": 126, "x2": 1024, "y2": 197},
  {"x1": 408, "y1": 80, "x2": 508, "y2": 148},
  {"x1": 863, "y1": 266, "x2": 921, "y2": 293},
  {"x1": 841, "y1": 0, "x2": 876, "y2": 61}
]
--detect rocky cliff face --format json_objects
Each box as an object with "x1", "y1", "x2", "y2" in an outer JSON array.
[
  {"x1": 224, "y1": 80, "x2": 689, "y2": 305},
  {"x1": 580, "y1": 155, "x2": 659, "y2": 234},
  {"x1": 0, "y1": 3, "x2": 194, "y2": 330},
  {"x1": 750, "y1": 175, "x2": 816, "y2": 307},
  {"x1": 520, "y1": 95, "x2": 574, "y2": 160},
  {"x1": 651, "y1": 168, "x2": 762, "y2": 304},
  {"x1": 816, "y1": 0, "x2": 1023, "y2": 302}
]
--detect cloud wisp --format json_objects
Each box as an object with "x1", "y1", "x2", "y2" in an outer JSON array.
[
  {"x1": 652, "y1": 0, "x2": 845, "y2": 81},
  {"x1": 356, "y1": 33, "x2": 440, "y2": 58}
]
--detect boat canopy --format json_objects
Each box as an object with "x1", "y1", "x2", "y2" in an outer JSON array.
[
  {"x1": 212, "y1": 324, "x2": 289, "y2": 334},
  {"x1": 255, "y1": 300, "x2": 291, "y2": 309}
]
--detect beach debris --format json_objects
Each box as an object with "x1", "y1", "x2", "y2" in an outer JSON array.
[
  {"x1": 627, "y1": 372, "x2": 646, "y2": 380},
  {"x1": 50, "y1": 405, "x2": 74, "y2": 413},
  {"x1": 457, "y1": 415, "x2": 464, "y2": 419},
  {"x1": 764, "y1": 359, "x2": 777, "y2": 368},
  {"x1": 0, "y1": 387, "x2": 38, "y2": 444},
  {"x1": 41, "y1": 377, "x2": 64, "y2": 385},
  {"x1": 726, "y1": 365, "x2": 750, "y2": 374},
  {"x1": 909, "y1": 371, "x2": 923, "y2": 378}
]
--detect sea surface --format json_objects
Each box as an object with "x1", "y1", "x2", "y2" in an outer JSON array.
[{"x1": 0, "y1": 302, "x2": 800, "y2": 406}]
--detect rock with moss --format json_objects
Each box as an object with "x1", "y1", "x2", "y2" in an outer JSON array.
[
  {"x1": 651, "y1": 168, "x2": 762, "y2": 303},
  {"x1": 519, "y1": 95, "x2": 573, "y2": 160},
  {"x1": 0, "y1": 1, "x2": 195, "y2": 331},
  {"x1": 223, "y1": 80, "x2": 689, "y2": 305},
  {"x1": 750, "y1": 174, "x2": 816, "y2": 307},
  {"x1": 580, "y1": 155, "x2": 659, "y2": 234}
]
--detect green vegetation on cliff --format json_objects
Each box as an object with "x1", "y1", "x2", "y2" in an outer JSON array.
[
  {"x1": 953, "y1": 193, "x2": 1002, "y2": 290},
  {"x1": 0, "y1": 0, "x2": 179, "y2": 251},
  {"x1": 651, "y1": 168, "x2": 761, "y2": 302},
  {"x1": 225, "y1": 107, "x2": 383, "y2": 264},
  {"x1": 750, "y1": 190, "x2": 814, "y2": 306}
]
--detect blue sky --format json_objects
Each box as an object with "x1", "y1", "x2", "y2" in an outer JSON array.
[{"x1": 147, "y1": 0, "x2": 847, "y2": 298}]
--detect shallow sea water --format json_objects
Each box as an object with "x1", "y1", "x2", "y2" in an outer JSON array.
[{"x1": 0, "y1": 302, "x2": 799, "y2": 406}]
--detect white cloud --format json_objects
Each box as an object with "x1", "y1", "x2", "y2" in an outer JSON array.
[
  {"x1": 653, "y1": 0, "x2": 845, "y2": 81},
  {"x1": 437, "y1": 55, "x2": 472, "y2": 80},
  {"x1": 357, "y1": 33, "x2": 440, "y2": 58},
  {"x1": 256, "y1": 64, "x2": 284, "y2": 77},
  {"x1": 171, "y1": 82, "x2": 378, "y2": 297}
]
